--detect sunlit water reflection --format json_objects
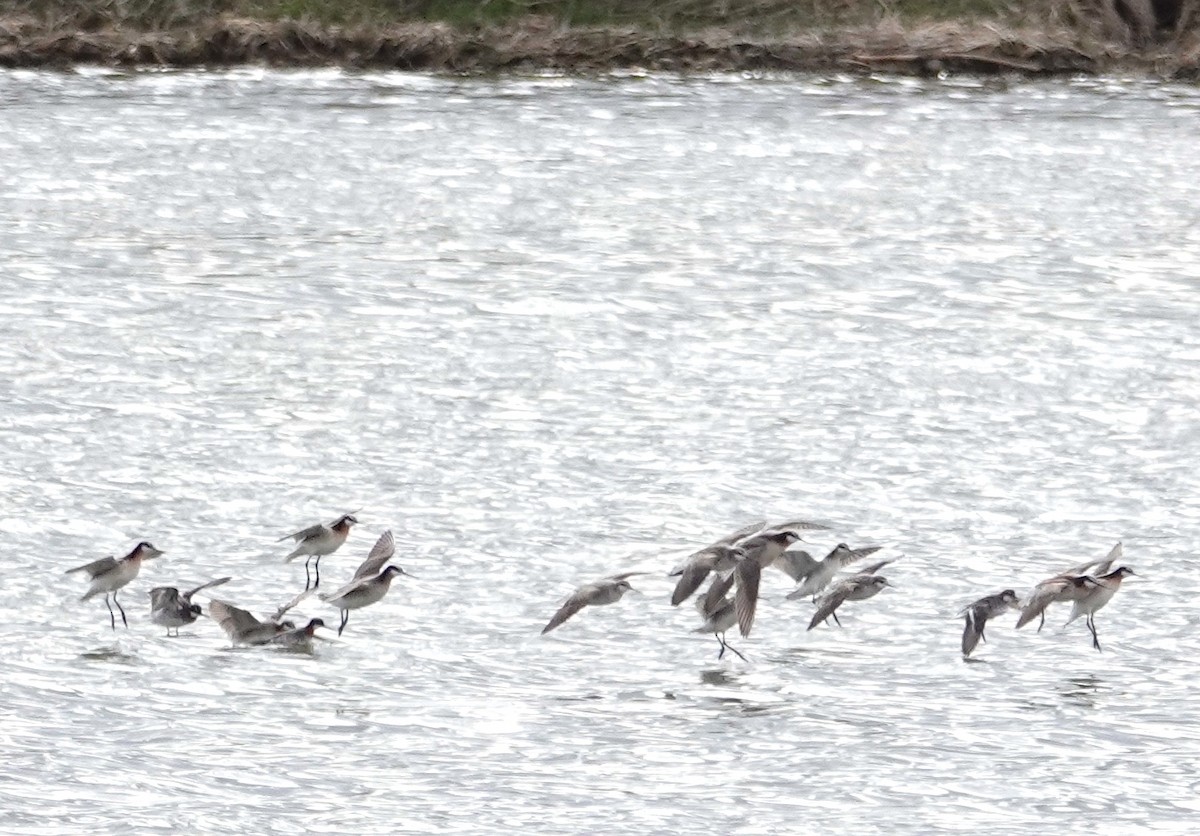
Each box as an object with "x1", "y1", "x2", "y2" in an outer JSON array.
[{"x1": 1, "y1": 68, "x2": 1199, "y2": 833}]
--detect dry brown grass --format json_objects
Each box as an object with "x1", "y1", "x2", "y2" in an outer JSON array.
[{"x1": 0, "y1": 0, "x2": 1198, "y2": 75}]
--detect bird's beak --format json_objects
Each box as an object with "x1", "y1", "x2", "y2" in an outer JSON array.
[{"x1": 401, "y1": 568, "x2": 417, "y2": 579}]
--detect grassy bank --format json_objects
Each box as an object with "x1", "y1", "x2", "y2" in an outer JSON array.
[{"x1": 2, "y1": 0, "x2": 1199, "y2": 75}]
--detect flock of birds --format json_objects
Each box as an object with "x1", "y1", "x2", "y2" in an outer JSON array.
[
  {"x1": 63, "y1": 513, "x2": 412, "y2": 650},
  {"x1": 63, "y1": 513, "x2": 1135, "y2": 658},
  {"x1": 540, "y1": 519, "x2": 1136, "y2": 659}
]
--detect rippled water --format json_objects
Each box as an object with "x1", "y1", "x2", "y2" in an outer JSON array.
[{"x1": 2, "y1": 68, "x2": 1200, "y2": 833}]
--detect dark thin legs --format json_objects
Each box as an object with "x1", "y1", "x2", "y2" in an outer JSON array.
[
  {"x1": 303, "y1": 556, "x2": 323, "y2": 591},
  {"x1": 103, "y1": 592, "x2": 128, "y2": 630},
  {"x1": 113, "y1": 591, "x2": 127, "y2": 628},
  {"x1": 338, "y1": 610, "x2": 349, "y2": 637},
  {"x1": 831, "y1": 611, "x2": 842, "y2": 627},
  {"x1": 1037, "y1": 611, "x2": 1045, "y2": 633},
  {"x1": 105, "y1": 594, "x2": 116, "y2": 630},
  {"x1": 1087, "y1": 614, "x2": 1102, "y2": 651},
  {"x1": 715, "y1": 633, "x2": 747, "y2": 662}
]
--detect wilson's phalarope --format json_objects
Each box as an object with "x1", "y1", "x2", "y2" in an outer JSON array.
[
  {"x1": 319, "y1": 564, "x2": 412, "y2": 636},
  {"x1": 1063, "y1": 566, "x2": 1135, "y2": 651},
  {"x1": 669, "y1": 544, "x2": 745, "y2": 607},
  {"x1": 271, "y1": 617, "x2": 328, "y2": 650},
  {"x1": 807, "y1": 574, "x2": 892, "y2": 631},
  {"x1": 959, "y1": 589, "x2": 1021, "y2": 657},
  {"x1": 733, "y1": 528, "x2": 814, "y2": 638},
  {"x1": 66, "y1": 541, "x2": 164, "y2": 630},
  {"x1": 1016, "y1": 543, "x2": 1123, "y2": 631},
  {"x1": 782, "y1": 543, "x2": 884, "y2": 601},
  {"x1": 692, "y1": 571, "x2": 747, "y2": 662},
  {"x1": 149, "y1": 577, "x2": 231, "y2": 636},
  {"x1": 280, "y1": 513, "x2": 358, "y2": 590},
  {"x1": 208, "y1": 599, "x2": 296, "y2": 646},
  {"x1": 541, "y1": 572, "x2": 644, "y2": 635}
]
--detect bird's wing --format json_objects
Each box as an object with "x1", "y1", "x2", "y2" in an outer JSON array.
[
  {"x1": 1057, "y1": 542, "x2": 1123, "y2": 578},
  {"x1": 353, "y1": 530, "x2": 395, "y2": 580},
  {"x1": 835, "y1": 545, "x2": 883, "y2": 568},
  {"x1": 606, "y1": 571, "x2": 653, "y2": 582},
  {"x1": 207, "y1": 599, "x2": 263, "y2": 638},
  {"x1": 776, "y1": 550, "x2": 818, "y2": 583},
  {"x1": 770, "y1": 519, "x2": 832, "y2": 532},
  {"x1": 148, "y1": 587, "x2": 180, "y2": 609},
  {"x1": 274, "y1": 588, "x2": 315, "y2": 620},
  {"x1": 278, "y1": 523, "x2": 324, "y2": 544},
  {"x1": 808, "y1": 586, "x2": 851, "y2": 631},
  {"x1": 961, "y1": 607, "x2": 985, "y2": 656},
  {"x1": 854, "y1": 558, "x2": 896, "y2": 577},
  {"x1": 734, "y1": 559, "x2": 762, "y2": 638},
  {"x1": 670, "y1": 557, "x2": 715, "y2": 606},
  {"x1": 1014, "y1": 579, "x2": 1067, "y2": 629},
  {"x1": 698, "y1": 571, "x2": 737, "y2": 618},
  {"x1": 183, "y1": 577, "x2": 232, "y2": 601},
  {"x1": 65, "y1": 556, "x2": 118, "y2": 577},
  {"x1": 541, "y1": 585, "x2": 597, "y2": 634},
  {"x1": 716, "y1": 521, "x2": 768, "y2": 546}
]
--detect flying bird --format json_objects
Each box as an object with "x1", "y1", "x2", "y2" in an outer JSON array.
[
  {"x1": 807, "y1": 574, "x2": 893, "y2": 631},
  {"x1": 959, "y1": 589, "x2": 1021, "y2": 658},
  {"x1": 541, "y1": 572, "x2": 644, "y2": 635}
]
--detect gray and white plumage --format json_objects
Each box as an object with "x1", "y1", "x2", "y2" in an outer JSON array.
[
  {"x1": 66, "y1": 541, "x2": 165, "y2": 630},
  {"x1": 280, "y1": 513, "x2": 358, "y2": 590},
  {"x1": 541, "y1": 573, "x2": 642, "y2": 635},
  {"x1": 733, "y1": 529, "x2": 806, "y2": 638},
  {"x1": 271, "y1": 617, "x2": 327, "y2": 650},
  {"x1": 149, "y1": 577, "x2": 231, "y2": 636},
  {"x1": 782, "y1": 543, "x2": 884, "y2": 600},
  {"x1": 1015, "y1": 543, "x2": 1123, "y2": 631},
  {"x1": 692, "y1": 571, "x2": 746, "y2": 661},
  {"x1": 320, "y1": 564, "x2": 411, "y2": 636},
  {"x1": 352, "y1": 529, "x2": 395, "y2": 581},
  {"x1": 807, "y1": 574, "x2": 892, "y2": 631},
  {"x1": 208, "y1": 599, "x2": 296, "y2": 646},
  {"x1": 960, "y1": 589, "x2": 1021, "y2": 657},
  {"x1": 669, "y1": 544, "x2": 744, "y2": 607},
  {"x1": 1062, "y1": 566, "x2": 1135, "y2": 651}
]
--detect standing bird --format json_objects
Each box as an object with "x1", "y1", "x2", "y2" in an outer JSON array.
[
  {"x1": 149, "y1": 577, "x2": 231, "y2": 637},
  {"x1": 692, "y1": 571, "x2": 747, "y2": 662},
  {"x1": 1015, "y1": 543, "x2": 1123, "y2": 631},
  {"x1": 280, "y1": 513, "x2": 358, "y2": 591},
  {"x1": 208, "y1": 599, "x2": 296, "y2": 646},
  {"x1": 541, "y1": 572, "x2": 642, "y2": 635},
  {"x1": 319, "y1": 564, "x2": 412, "y2": 636},
  {"x1": 271, "y1": 618, "x2": 328, "y2": 650},
  {"x1": 66, "y1": 541, "x2": 164, "y2": 630},
  {"x1": 1063, "y1": 567, "x2": 1135, "y2": 651},
  {"x1": 960, "y1": 589, "x2": 1021, "y2": 657},
  {"x1": 807, "y1": 574, "x2": 892, "y2": 631},
  {"x1": 782, "y1": 543, "x2": 884, "y2": 601}
]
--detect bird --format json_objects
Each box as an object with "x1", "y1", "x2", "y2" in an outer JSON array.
[
  {"x1": 1063, "y1": 566, "x2": 1135, "y2": 651},
  {"x1": 148, "y1": 577, "x2": 231, "y2": 637},
  {"x1": 319, "y1": 564, "x2": 412, "y2": 636},
  {"x1": 280, "y1": 513, "x2": 358, "y2": 591},
  {"x1": 782, "y1": 543, "x2": 884, "y2": 601},
  {"x1": 692, "y1": 570, "x2": 747, "y2": 662},
  {"x1": 807, "y1": 574, "x2": 892, "y2": 631},
  {"x1": 207, "y1": 599, "x2": 297, "y2": 646},
  {"x1": 541, "y1": 572, "x2": 643, "y2": 635},
  {"x1": 733, "y1": 526, "x2": 826, "y2": 637},
  {"x1": 1015, "y1": 543, "x2": 1123, "y2": 631},
  {"x1": 668, "y1": 544, "x2": 745, "y2": 607},
  {"x1": 65, "y1": 541, "x2": 164, "y2": 630},
  {"x1": 959, "y1": 589, "x2": 1021, "y2": 657},
  {"x1": 271, "y1": 617, "x2": 328, "y2": 650},
  {"x1": 350, "y1": 529, "x2": 396, "y2": 581}
]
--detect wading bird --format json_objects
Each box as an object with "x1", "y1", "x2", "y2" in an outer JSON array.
[
  {"x1": 149, "y1": 577, "x2": 231, "y2": 637},
  {"x1": 320, "y1": 564, "x2": 412, "y2": 636},
  {"x1": 280, "y1": 513, "x2": 358, "y2": 590},
  {"x1": 66, "y1": 541, "x2": 164, "y2": 630},
  {"x1": 1063, "y1": 566, "x2": 1135, "y2": 652},
  {"x1": 1015, "y1": 543, "x2": 1123, "y2": 631}
]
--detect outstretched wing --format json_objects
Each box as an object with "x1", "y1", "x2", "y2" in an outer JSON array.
[
  {"x1": 208, "y1": 599, "x2": 263, "y2": 639},
  {"x1": 961, "y1": 607, "x2": 985, "y2": 656},
  {"x1": 808, "y1": 585, "x2": 851, "y2": 631},
  {"x1": 541, "y1": 585, "x2": 596, "y2": 634},
  {"x1": 670, "y1": 556, "x2": 716, "y2": 606},
  {"x1": 835, "y1": 545, "x2": 883, "y2": 569},
  {"x1": 854, "y1": 557, "x2": 896, "y2": 577},
  {"x1": 148, "y1": 587, "x2": 181, "y2": 610},
  {"x1": 65, "y1": 556, "x2": 117, "y2": 577},
  {"x1": 770, "y1": 519, "x2": 832, "y2": 532},
  {"x1": 1015, "y1": 579, "x2": 1068, "y2": 629},
  {"x1": 183, "y1": 577, "x2": 232, "y2": 601},
  {"x1": 278, "y1": 523, "x2": 324, "y2": 544},
  {"x1": 273, "y1": 588, "x2": 315, "y2": 621},
  {"x1": 776, "y1": 550, "x2": 819, "y2": 583},
  {"x1": 1059, "y1": 542, "x2": 1122, "y2": 578},
  {"x1": 734, "y1": 560, "x2": 762, "y2": 638},
  {"x1": 697, "y1": 570, "x2": 737, "y2": 619},
  {"x1": 354, "y1": 530, "x2": 396, "y2": 580}
]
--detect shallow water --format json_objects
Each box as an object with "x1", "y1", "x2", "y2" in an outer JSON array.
[{"x1": 1, "y1": 68, "x2": 1199, "y2": 834}]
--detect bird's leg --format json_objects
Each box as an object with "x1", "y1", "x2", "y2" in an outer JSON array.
[
  {"x1": 104, "y1": 594, "x2": 116, "y2": 631},
  {"x1": 980, "y1": 624, "x2": 987, "y2": 644},
  {"x1": 338, "y1": 609, "x2": 349, "y2": 637},
  {"x1": 1037, "y1": 611, "x2": 1045, "y2": 633},
  {"x1": 114, "y1": 590, "x2": 128, "y2": 628},
  {"x1": 1088, "y1": 614, "x2": 1102, "y2": 652},
  {"x1": 313, "y1": 557, "x2": 321, "y2": 590},
  {"x1": 831, "y1": 611, "x2": 842, "y2": 628},
  {"x1": 716, "y1": 635, "x2": 727, "y2": 660},
  {"x1": 720, "y1": 633, "x2": 748, "y2": 663},
  {"x1": 303, "y1": 556, "x2": 313, "y2": 591}
]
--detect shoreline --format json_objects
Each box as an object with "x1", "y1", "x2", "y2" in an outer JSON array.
[{"x1": 1, "y1": 17, "x2": 1199, "y2": 78}]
